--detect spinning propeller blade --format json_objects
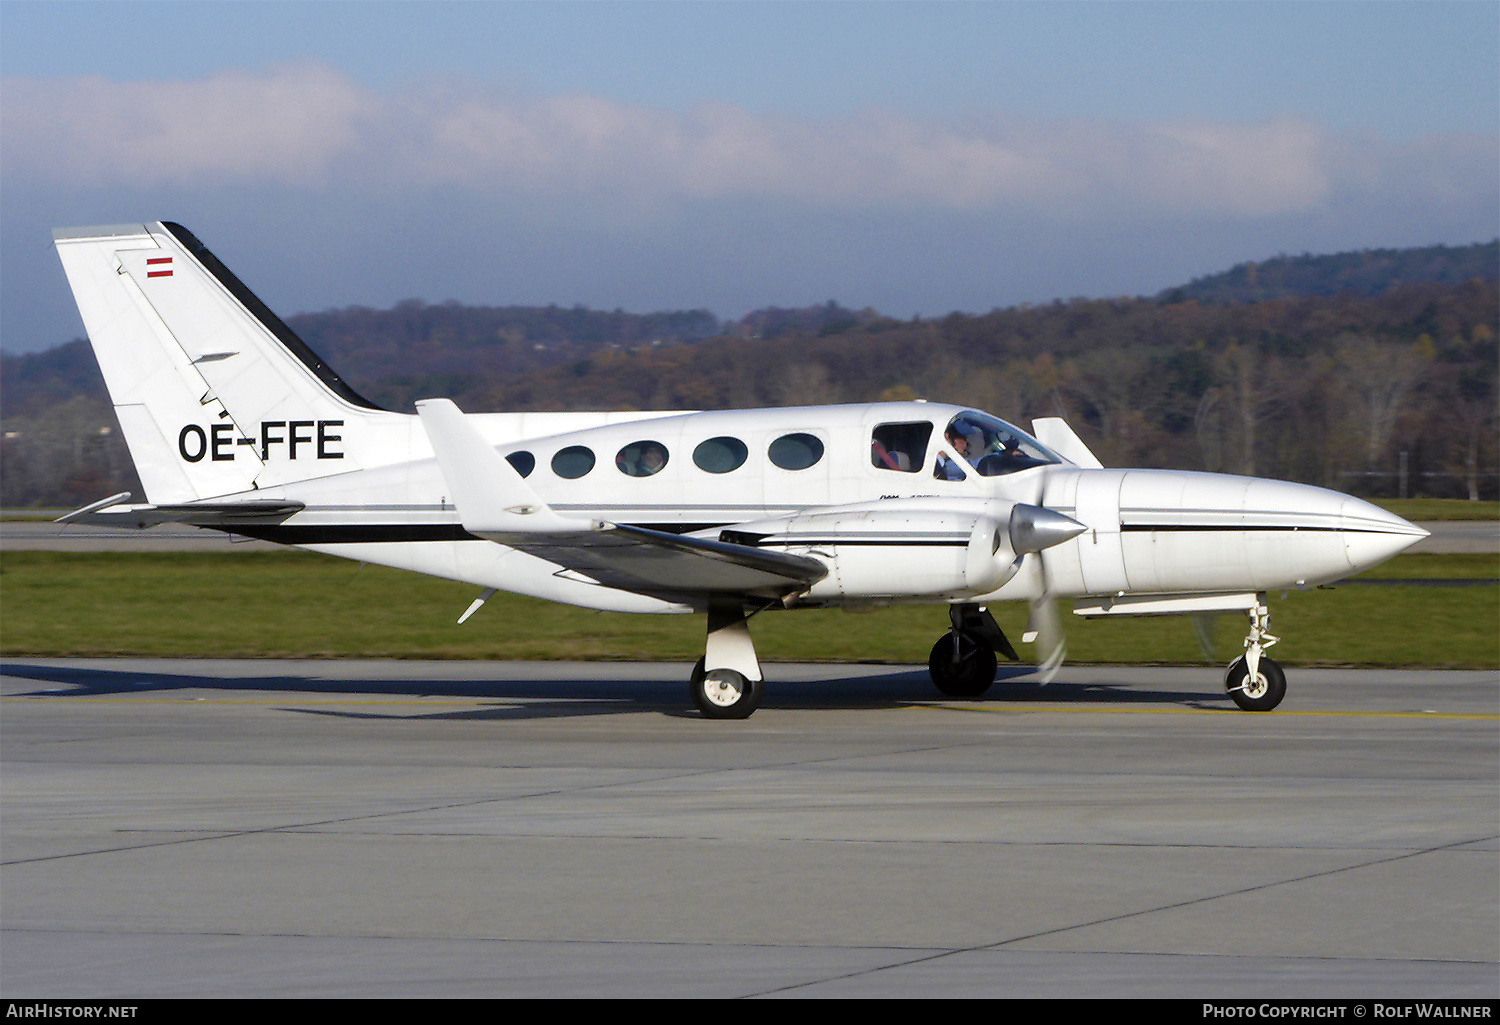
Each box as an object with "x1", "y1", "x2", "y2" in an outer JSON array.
[{"x1": 1009, "y1": 504, "x2": 1084, "y2": 685}]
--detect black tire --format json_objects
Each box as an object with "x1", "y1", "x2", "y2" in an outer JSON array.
[
  {"x1": 1224, "y1": 655, "x2": 1286, "y2": 712},
  {"x1": 689, "y1": 657, "x2": 763, "y2": 719},
  {"x1": 927, "y1": 632, "x2": 997, "y2": 698}
]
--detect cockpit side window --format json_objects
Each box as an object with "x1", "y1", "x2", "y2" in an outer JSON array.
[
  {"x1": 935, "y1": 411, "x2": 1061, "y2": 479},
  {"x1": 870, "y1": 422, "x2": 932, "y2": 473}
]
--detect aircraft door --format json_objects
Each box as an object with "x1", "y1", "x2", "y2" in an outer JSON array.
[{"x1": 1073, "y1": 470, "x2": 1129, "y2": 595}]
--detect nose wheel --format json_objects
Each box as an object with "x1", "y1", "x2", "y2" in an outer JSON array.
[
  {"x1": 1225, "y1": 655, "x2": 1286, "y2": 711},
  {"x1": 1225, "y1": 597, "x2": 1285, "y2": 711},
  {"x1": 1224, "y1": 657, "x2": 1284, "y2": 714}
]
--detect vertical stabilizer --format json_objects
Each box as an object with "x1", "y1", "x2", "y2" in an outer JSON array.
[{"x1": 53, "y1": 222, "x2": 393, "y2": 502}]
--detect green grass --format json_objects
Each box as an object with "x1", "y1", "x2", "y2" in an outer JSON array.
[
  {"x1": 1, "y1": 550, "x2": 1494, "y2": 668},
  {"x1": 1354, "y1": 552, "x2": 1499, "y2": 578},
  {"x1": 1373, "y1": 498, "x2": 1499, "y2": 521}
]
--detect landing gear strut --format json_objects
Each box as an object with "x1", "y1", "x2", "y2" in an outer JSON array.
[{"x1": 1225, "y1": 597, "x2": 1285, "y2": 712}]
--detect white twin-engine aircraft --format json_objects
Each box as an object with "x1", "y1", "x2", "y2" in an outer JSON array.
[{"x1": 52, "y1": 222, "x2": 1427, "y2": 718}]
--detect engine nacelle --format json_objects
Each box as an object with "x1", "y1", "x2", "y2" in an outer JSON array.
[{"x1": 718, "y1": 498, "x2": 1081, "y2": 601}]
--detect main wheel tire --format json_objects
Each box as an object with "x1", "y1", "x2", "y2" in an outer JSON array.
[
  {"x1": 1224, "y1": 655, "x2": 1286, "y2": 712},
  {"x1": 689, "y1": 657, "x2": 763, "y2": 719},
  {"x1": 927, "y1": 632, "x2": 998, "y2": 698}
]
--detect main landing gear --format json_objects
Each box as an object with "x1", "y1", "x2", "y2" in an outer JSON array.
[
  {"x1": 1224, "y1": 598, "x2": 1285, "y2": 711},
  {"x1": 689, "y1": 604, "x2": 765, "y2": 719},
  {"x1": 689, "y1": 657, "x2": 762, "y2": 719},
  {"x1": 927, "y1": 604, "x2": 1015, "y2": 698}
]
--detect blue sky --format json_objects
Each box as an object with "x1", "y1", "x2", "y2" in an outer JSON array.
[{"x1": 3, "y1": 1, "x2": 1496, "y2": 353}]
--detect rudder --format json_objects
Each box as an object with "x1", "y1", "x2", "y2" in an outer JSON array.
[{"x1": 53, "y1": 222, "x2": 390, "y2": 502}]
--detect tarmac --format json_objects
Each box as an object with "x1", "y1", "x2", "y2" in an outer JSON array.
[{"x1": 2, "y1": 659, "x2": 1496, "y2": 998}]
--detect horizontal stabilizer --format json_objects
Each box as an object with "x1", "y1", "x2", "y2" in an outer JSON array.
[{"x1": 56, "y1": 493, "x2": 304, "y2": 528}]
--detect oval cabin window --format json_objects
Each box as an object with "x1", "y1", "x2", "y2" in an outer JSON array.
[
  {"x1": 692, "y1": 436, "x2": 748, "y2": 474},
  {"x1": 616, "y1": 441, "x2": 669, "y2": 477},
  {"x1": 551, "y1": 445, "x2": 596, "y2": 479},
  {"x1": 768, "y1": 433, "x2": 824, "y2": 471}
]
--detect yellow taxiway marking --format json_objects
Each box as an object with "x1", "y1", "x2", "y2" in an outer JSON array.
[{"x1": 929, "y1": 703, "x2": 1497, "y2": 721}]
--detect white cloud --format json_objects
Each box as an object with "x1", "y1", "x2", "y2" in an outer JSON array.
[
  {"x1": 3, "y1": 64, "x2": 1493, "y2": 222},
  {"x1": 3, "y1": 64, "x2": 369, "y2": 187}
]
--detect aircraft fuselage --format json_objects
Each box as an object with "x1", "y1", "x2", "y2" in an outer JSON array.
[{"x1": 192, "y1": 401, "x2": 1423, "y2": 615}]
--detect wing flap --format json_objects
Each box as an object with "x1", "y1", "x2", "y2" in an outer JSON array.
[{"x1": 512, "y1": 525, "x2": 826, "y2": 602}]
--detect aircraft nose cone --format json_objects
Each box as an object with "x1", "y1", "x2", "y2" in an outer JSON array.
[
  {"x1": 1010, "y1": 504, "x2": 1088, "y2": 555},
  {"x1": 1340, "y1": 496, "x2": 1429, "y2": 572}
]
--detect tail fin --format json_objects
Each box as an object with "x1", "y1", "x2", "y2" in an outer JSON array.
[{"x1": 53, "y1": 222, "x2": 389, "y2": 502}]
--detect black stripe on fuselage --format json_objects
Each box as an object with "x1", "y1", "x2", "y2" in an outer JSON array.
[
  {"x1": 1120, "y1": 524, "x2": 1392, "y2": 533},
  {"x1": 219, "y1": 523, "x2": 727, "y2": 544},
  {"x1": 216, "y1": 523, "x2": 971, "y2": 546}
]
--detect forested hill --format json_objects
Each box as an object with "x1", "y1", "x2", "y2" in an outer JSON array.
[
  {"x1": 3, "y1": 242, "x2": 1496, "y2": 506},
  {"x1": 6, "y1": 239, "x2": 1492, "y2": 414},
  {"x1": 1157, "y1": 240, "x2": 1498, "y2": 304}
]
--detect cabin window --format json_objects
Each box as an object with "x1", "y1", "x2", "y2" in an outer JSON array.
[
  {"x1": 616, "y1": 440, "x2": 669, "y2": 477},
  {"x1": 768, "y1": 433, "x2": 824, "y2": 470},
  {"x1": 551, "y1": 445, "x2": 596, "y2": 479},
  {"x1": 693, "y1": 436, "x2": 748, "y2": 474},
  {"x1": 871, "y1": 422, "x2": 931, "y2": 473},
  {"x1": 505, "y1": 451, "x2": 535, "y2": 478}
]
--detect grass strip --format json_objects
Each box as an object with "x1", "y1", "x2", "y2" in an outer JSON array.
[{"x1": 2, "y1": 550, "x2": 1494, "y2": 668}]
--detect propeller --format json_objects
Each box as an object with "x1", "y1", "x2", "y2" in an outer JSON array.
[
  {"x1": 1024, "y1": 580, "x2": 1066, "y2": 684},
  {"x1": 1008, "y1": 504, "x2": 1084, "y2": 684}
]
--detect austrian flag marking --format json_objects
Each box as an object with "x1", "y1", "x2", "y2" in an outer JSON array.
[{"x1": 146, "y1": 257, "x2": 172, "y2": 278}]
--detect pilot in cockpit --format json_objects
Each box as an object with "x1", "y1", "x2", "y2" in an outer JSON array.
[{"x1": 935, "y1": 422, "x2": 974, "y2": 481}]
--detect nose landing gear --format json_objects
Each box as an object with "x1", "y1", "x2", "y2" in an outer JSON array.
[
  {"x1": 1225, "y1": 598, "x2": 1285, "y2": 711},
  {"x1": 927, "y1": 604, "x2": 1015, "y2": 698}
]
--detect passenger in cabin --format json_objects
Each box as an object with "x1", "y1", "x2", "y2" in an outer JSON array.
[
  {"x1": 638, "y1": 443, "x2": 666, "y2": 475},
  {"x1": 618, "y1": 441, "x2": 669, "y2": 477},
  {"x1": 870, "y1": 422, "x2": 930, "y2": 473}
]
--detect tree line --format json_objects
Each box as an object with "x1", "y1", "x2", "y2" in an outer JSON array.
[{"x1": 2, "y1": 247, "x2": 1495, "y2": 508}]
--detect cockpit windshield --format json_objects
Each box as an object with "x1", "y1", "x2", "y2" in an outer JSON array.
[{"x1": 936, "y1": 410, "x2": 1063, "y2": 478}]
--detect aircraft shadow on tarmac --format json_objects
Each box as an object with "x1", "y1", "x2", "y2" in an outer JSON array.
[{"x1": 0, "y1": 661, "x2": 1228, "y2": 720}]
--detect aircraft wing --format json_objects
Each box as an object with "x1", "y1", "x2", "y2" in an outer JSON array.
[
  {"x1": 415, "y1": 399, "x2": 826, "y2": 605},
  {"x1": 497, "y1": 524, "x2": 826, "y2": 605}
]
